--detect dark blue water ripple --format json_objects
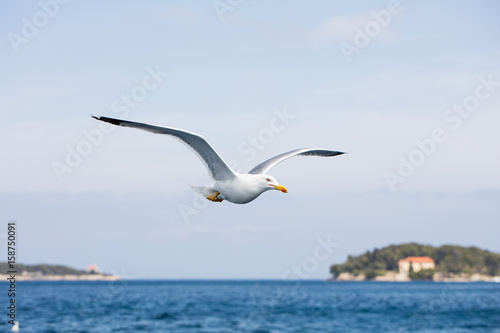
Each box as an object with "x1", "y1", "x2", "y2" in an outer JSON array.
[{"x1": 1, "y1": 280, "x2": 499, "y2": 332}]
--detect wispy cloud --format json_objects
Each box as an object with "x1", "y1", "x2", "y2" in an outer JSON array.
[
  {"x1": 310, "y1": 12, "x2": 397, "y2": 45},
  {"x1": 161, "y1": 6, "x2": 197, "y2": 23},
  {"x1": 311, "y1": 13, "x2": 371, "y2": 42}
]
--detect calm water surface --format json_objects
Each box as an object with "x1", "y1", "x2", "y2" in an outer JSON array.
[{"x1": 3, "y1": 280, "x2": 500, "y2": 332}]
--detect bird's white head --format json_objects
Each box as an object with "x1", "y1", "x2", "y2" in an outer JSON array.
[{"x1": 261, "y1": 175, "x2": 288, "y2": 193}]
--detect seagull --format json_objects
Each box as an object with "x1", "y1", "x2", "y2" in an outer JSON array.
[
  {"x1": 11, "y1": 321, "x2": 19, "y2": 332},
  {"x1": 92, "y1": 116, "x2": 345, "y2": 204}
]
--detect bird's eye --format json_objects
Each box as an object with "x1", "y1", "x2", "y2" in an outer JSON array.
[{"x1": 266, "y1": 178, "x2": 271, "y2": 182}]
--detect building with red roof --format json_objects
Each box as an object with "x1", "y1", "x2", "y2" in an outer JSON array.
[
  {"x1": 398, "y1": 256, "x2": 435, "y2": 277},
  {"x1": 86, "y1": 264, "x2": 100, "y2": 274}
]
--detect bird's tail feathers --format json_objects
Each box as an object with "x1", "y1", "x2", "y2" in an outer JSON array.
[{"x1": 190, "y1": 185, "x2": 217, "y2": 198}]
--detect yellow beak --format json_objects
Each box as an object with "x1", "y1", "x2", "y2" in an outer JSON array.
[{"x1": 271, "y1": 184, "x2": 288, "y2": 193}]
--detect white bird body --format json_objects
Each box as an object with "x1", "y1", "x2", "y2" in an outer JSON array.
[
  {"x1": 92, "y1": 116, "x2": 345, "y2": 204},
  {"x1": 12, "y1": 321, "x2": 19, "y2": 332},
  {"x1": 213, "y1": 173, "x2": 280, "y2": 204}
]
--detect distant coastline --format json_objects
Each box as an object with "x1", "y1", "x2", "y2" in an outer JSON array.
[
  {"x1": 0, "y1": 262, "x2": 121, "y2": 281},
  {"x1": 0, "y1": 273, "x2": 121, "y2": 281}
]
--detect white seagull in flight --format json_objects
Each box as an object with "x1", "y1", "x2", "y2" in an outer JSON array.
[{"x1": 92, "y1": 116, "x2": 345, "y2": 204}]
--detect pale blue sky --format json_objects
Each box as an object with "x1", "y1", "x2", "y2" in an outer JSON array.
[{"x1": 1, "y1": 1, "x2": 499, "y2": 279}]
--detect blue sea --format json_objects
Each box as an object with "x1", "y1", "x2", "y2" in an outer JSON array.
[{"x1": 2, "y1": 280, "x2": 500, "y2": 332}]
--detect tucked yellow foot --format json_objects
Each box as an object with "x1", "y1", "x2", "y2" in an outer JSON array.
[{"x1": 206, "y1": 191, "x2": 223, "y2": 202}]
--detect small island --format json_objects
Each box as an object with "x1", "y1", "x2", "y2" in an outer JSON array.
[
  {"x1": 0, "y1": 262, "x2": 121, "y2": 281},
  {"x1": 330, "y1": 243, "x2": 500, "y2": 282}
]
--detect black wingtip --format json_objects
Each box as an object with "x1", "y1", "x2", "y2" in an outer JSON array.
[
  {"x1": 91, "y1": 116, "x2": 123, "y2": 126},
  {"x1": 91, "y1": 115, "x2": 99, "y2": 120},
  {"x1": 331, "y1": 151, "x2": 346, "y2": 156}
]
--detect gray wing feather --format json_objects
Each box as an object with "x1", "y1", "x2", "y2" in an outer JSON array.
[
  {"x1": 92, "y1": 116, "x2": 235, "y2": 181},
  {"x1": 248, "y1": 148, "x2": 345, "y2": 175}
]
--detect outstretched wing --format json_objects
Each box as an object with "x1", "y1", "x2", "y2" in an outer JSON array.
[
  {"x1": 248, "y1": 148, "x2": 345, "y2": 175},
  {"x1": 92, "y1": 116, "x2": 236, "y2": 181}
]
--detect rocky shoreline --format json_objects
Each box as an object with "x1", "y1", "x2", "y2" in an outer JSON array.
[
  {"x1": 332, "y1": 271, "x2": 500, "y2": 282},
  {"x1": 1, "y1": 272, "x2": 121, "y2": 281}
]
